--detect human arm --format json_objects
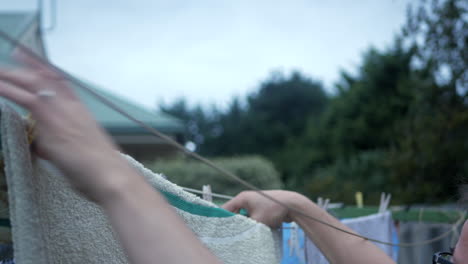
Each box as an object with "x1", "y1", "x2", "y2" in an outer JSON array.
[
  {"x1": 453, "y1": 220, "x2": 468, "y2": 263},
  {"x1": 98, "y1": 163, "x2": 221, "y2": 264},
  {"x1": 223, "y1": 190, "x2": 395, "y2": 264},
  {"x1": 0, "y1": 57, "x2": 220, "y2": 264}
]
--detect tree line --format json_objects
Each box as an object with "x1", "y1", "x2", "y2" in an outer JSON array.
[{"x1": 159, "y1": 0, "x2": 467, "y2": 204}]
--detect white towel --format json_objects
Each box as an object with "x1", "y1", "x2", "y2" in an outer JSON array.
[{"x1": 0, "y1": 102, "x2": 281, "y2": 264}]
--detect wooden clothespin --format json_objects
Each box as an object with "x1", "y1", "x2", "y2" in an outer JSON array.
[{"x1": 202, "y1": 185, "x2": 212, "y2": 202}]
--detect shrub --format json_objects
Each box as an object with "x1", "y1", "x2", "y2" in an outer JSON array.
[
  {"x1": 146, "y1": 155, "x2": 283, "y2": 197},
  {"x1": 305, "y1": 150, "x2": 391, "y2": 204}
]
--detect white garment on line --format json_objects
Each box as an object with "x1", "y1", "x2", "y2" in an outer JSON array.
[
  {"x1": 0, "y1": 102, "x2": 281, "y2": 264},
  {"x1": 305, "y1": 211, "x2": 394, "y2": 264}
]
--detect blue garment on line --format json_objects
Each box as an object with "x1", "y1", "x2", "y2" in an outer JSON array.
[{"x1": 281, "y1": 222, "x2": 306, "y2": 264}]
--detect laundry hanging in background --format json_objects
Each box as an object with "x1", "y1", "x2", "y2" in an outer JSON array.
[
  {"x1": 304, "y1": 211, "x2": 397, "y2": 264},
  {"x1": 0, "y1": 102, "x2": 281, "y2": 264},
  {"x1": 281, "y1": 222, "x2": 307, "y2": 264}
]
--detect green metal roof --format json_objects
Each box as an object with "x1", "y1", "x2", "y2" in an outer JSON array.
[
  {"x1": 72, "y1": 78, "x2": 184, "y2": 134},
  {"x1": 0, "y1": 12, "x2": 184, "y2": 135}
]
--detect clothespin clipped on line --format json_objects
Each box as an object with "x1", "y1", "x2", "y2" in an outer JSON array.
[
  {"x1": 182, "y1": 187, "x2": 234, "y2": 200},
  {"x1": 202, "y1": 185, "x2": 212, "y2": 202},
  {"x1": 378, "y1": 192, "x2": 392, "y2": 213},
  {"x1": 317, "y1": 197, "x2": 330, "y2": 211},
  {"x1": 182, "y1": 186, "x2": 248, "y2": 215},
  {"x1": 182, "y1": 186, "x2": 250, "y2": 215}
]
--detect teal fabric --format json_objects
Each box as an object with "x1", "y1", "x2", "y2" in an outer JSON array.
[
  {"x1": 0, "y1": 191, "x2": 238, "y2": 225},
  {"x1": 0, "y1": 191, "x2": 238, "y2": 223},
  {"x1": 239, "y1": 208, "x2": 249, "y2": 216},
  {"x1": 161, "y1": 191, "x2": 235, "y2": 218}
]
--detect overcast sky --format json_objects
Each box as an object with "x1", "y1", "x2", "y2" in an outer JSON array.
[{"x1": 2, "y1": 0, "x2": 410, "y2": 109}]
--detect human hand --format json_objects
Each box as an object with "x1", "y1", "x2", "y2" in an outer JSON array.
[
  {"x1": 222, "y1": 190, "x2": 309, "y2": 228},
  {"x1": 0, "y1": 53, "x2": 130, "y2": 202}
]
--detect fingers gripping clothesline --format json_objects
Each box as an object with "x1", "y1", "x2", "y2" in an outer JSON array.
[{"x1": 0, "y1": 30, "x2": 464, "y2": 248}]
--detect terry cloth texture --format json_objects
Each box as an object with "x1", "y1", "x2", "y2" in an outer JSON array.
[
  {"x1": 0, "y1": 103, "x2": 281, "y2": 264},
  {"x1": 305, "y1": 211, "x2": 395, "y2": 264}
]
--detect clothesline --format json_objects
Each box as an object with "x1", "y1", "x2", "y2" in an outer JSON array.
[
  {"x1": 182, "y1": 187, "x2": 234, "y2": 200},
  {"x1": 0, "y1": 29, "x2": 464, "y2": 248}
]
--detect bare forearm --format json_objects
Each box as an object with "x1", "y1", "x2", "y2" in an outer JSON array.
[
  {"x1": 98, "y1": 165, "x2": 221, "y2": 264},
  {"x1": 0, "y1": 60, "x2": 220, "y2": 264},
  {"x1": 290, "y1": 195, "x2": 395, "y2": 264}
]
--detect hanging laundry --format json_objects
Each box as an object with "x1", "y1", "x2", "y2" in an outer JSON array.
[
  {"x1": 281, "y1": 222, "x2": 307, "y2": 264},
  {"x1": 305, "y1": 211, "x2": 397, "y2": 264},
  {"x1": 0, "y1": 102, "x2": 281, "y2": 264}
]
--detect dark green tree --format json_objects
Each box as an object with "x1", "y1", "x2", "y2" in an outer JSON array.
[
  {"x1": 282, "y1": 43, "x2": 416, "y2": 199},
  {"x1": 286, "y1": 0, "x2": 468, "y2": 203},
  {"x1": 197, "y1": 71, "x2": 328, "y2": 158},
  {"x1": 159, "y1": 98, "x2": 218, "y2": 149},
  {"x1": 199, "y1": 97, "x2": 253, "y2": 155},
  {"x1": 245, "y1": 71, "x2": 328, "y2": 157},
  {"x1": 389, "y1": 0, "x2": 468, "y2": 202},
  {"x1": 405, "y1": 0, "x2": 467, "y2": 93},
  {"x1": 158, "y1": 0, "x2": 467, "y2": 204}
]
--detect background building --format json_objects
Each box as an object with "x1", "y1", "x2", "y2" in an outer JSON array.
[{"x1": 0, "y1": 11, "x2": 186, "y2": 161}]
